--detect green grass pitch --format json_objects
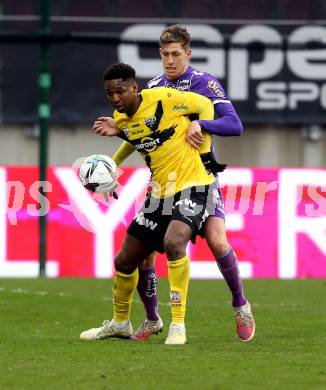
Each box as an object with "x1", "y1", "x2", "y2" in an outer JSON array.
[{"x1": 0, "y1": 278, "x2": 325, "y2": 389}]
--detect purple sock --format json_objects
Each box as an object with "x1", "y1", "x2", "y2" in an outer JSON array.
[
  {"x1": 137, "y1": 266, "x2": 159, "y2": 321},
  {"x1": 216, "y1": 247, "x2": 247, "y2": 308}
]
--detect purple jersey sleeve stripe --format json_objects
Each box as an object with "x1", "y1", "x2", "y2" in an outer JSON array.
[{"x1": 212, "y1": 99, "x2": 231, "y2": 104}]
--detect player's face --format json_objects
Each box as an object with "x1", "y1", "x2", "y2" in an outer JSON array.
[
  {"x1": 160, "y1": 42, "x2": 192, "y2": 80},
  {"x1": 105, "y1": 79, "x2": 138, "y2": 115}
]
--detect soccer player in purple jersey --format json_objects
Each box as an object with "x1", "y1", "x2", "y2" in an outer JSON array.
[{"x1": 112, "y1": 24, "x2": 255, "y2": 342}]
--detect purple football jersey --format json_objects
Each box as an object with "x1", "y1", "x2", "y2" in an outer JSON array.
[
  {"x1": 147, "y1": 66, "x2": 242, "y2": 139},
  {"x1": 147, "y1": 66, "x2": 231, "y2": 157},
  {"x1": 147, "y1": 66, "x2": 231, "y2": 106}
]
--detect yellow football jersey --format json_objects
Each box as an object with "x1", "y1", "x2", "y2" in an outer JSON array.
[
  {"x1": 114, "y1": 87, "x2": 215, "y2": 198},
  {"x1": 113, "y1": 125, "x2": 213, "y2": 165}
]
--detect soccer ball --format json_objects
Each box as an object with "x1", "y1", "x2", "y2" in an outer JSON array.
[{"x1": 79, "y1": 154, "x2": 118, "y2": 194}]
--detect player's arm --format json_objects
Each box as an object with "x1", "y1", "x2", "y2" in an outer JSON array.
[
  {"x1": 112, "y1": 141, "x2": 136, "y2": 166},
  {"x1": 197, "y1": 103, "x2": 243, "y2": 137},
  {"x1": 93, "y1": 117, "x2": 136, "y2": 164},
  {"x1": 196, "y1": 77, "x2": 243, "y2": 137}
]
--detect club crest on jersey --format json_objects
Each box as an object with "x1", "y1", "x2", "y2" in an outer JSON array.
[
  {"x1": 121, "y1": 126, "x2": 130, "y2": 137},
  {"x1": 144, "y1": 116, "x2": 157, "y2": 130},
  {"x1": 170, "y1": 290, "x2": 181, "y2": 304}
]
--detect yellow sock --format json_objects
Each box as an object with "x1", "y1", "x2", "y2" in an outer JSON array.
[
  {"x1": 113, "y1": 269, "x2": 139, "y2": 323},
  {"x1": 167, "y1": 256, "x2": 190, "y2": 324}
]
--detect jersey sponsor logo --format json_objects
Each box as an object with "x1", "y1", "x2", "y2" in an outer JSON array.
[
  {"x1": 164, "y1": 82, "x2": 178, "y2": 90},
  {"x1": 131, "y1": 129, "x2": 145, "y2": 135},
  {"x1": 193, "y1": 71, "x2": 204, "y2": 76},
  {"x1": 170, "y1": 290, "x2": 181, "y2": 304},
  {"x1": 173, "y1": 104, "x2": 189, "y2": 112},
  {"x1": 207, "y1": 80, "x2": 226, "y2": 98},
  {"x1": 144, "y1": 115, "x2": 157, "y2": 130},
  {"x1": 134, "y1": 212, "x2": 158, "y2": 230},
  {"x1": 135, "y1": 136, "x2": 161, "y2": 152},
  {"x1": 164, "y1": 73, "x2": 195, "y2": 91},
  {"x1": 127, "y1": 127, "x2": 176, "y2": 154},
  {"x1": 175, "y1": 85, "x2": 190, "y2": 91}
]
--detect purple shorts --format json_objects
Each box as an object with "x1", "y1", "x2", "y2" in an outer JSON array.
[{"x1": 208, "y1": 177, "x2": 225, "y2": 220}]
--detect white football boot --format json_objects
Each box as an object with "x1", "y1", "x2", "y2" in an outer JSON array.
[
  {"x1": 80, "y1": 319, "x2": 133, "y2": 340},
  {"x1": 165, "y1": 323, "x2": 187, "y2": 345}
]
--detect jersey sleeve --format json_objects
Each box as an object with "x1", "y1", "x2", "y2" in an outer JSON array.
[
  {"x1": 162, "y1": 88, "x2": 214, "y2": 121},
  {"x1": 193, "y1": 75, "x2": 243, "y2": 136},
  {"x1": 112, "y1": 141, "x2": 136, "y2": 166},
  {"x1": 194, "y1": 74, "x2": 231, "y2": 105}
]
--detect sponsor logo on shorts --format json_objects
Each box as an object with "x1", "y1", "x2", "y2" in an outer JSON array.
[
  {"x1": 170, "y1": 290, "x2": 181, "y2": 304},
  {"x1": 174, "y1": 198, "x2": 197, "y2": 214},
  {"x1": 182, "y1": 216, "x2": 193, "y2": 224},
  {"x1": 134, "y1": 211, "x2": 158, "y2": 230}
]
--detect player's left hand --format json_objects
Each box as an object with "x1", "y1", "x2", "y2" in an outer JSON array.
[
  {"x1": 93, "y1": 116, "x2": 119, "y2": 136},
  {"x1": 187, "y1": 121, "x2": 204, "y2": 149}
]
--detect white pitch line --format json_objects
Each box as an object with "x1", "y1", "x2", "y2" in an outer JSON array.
[
  {"x1": 0, "y1": 286, "x2": 171, "y2": 305},
  {"x1": 0, "y1": 287, "x2": 69, "y2": 297}
]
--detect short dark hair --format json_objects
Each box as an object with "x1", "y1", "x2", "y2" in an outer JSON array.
[
  {"x1": 159, "y1": 24, "x2": 190, "y2": 50},
  {"x1": 103, "y1": 63, "x2": 136, "y2": 82}
]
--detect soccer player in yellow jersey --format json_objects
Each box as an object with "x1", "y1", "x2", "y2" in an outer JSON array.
[
  {"x1": 104, "y1": 25, "x2": 255, "y2": 343},
  {"x1": 80, "y1": 63, "x2": 215, "y2": 344}
]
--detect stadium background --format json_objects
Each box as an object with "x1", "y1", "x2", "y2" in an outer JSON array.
[{"x1": 0, "y1": 0, "x2": 325, "y2": 278}]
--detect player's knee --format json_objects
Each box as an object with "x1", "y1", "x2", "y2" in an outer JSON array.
[
  {"x1": 114, "y1": 254, "x2": 136, "y2": 274},
  {"x1": 164, "y1": 235, "x2": 187, "y2": 260},
  {"x1": 206, "y1": 230, "x2": 229, "y2": 258}
]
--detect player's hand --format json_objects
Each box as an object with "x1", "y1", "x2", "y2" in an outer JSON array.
[
  {"x1": 187, "y1": 121, "x2": 204, "y2": 149},
  {"x1": 93, "y1": 116, "x2": 119, "y2": 136}
]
